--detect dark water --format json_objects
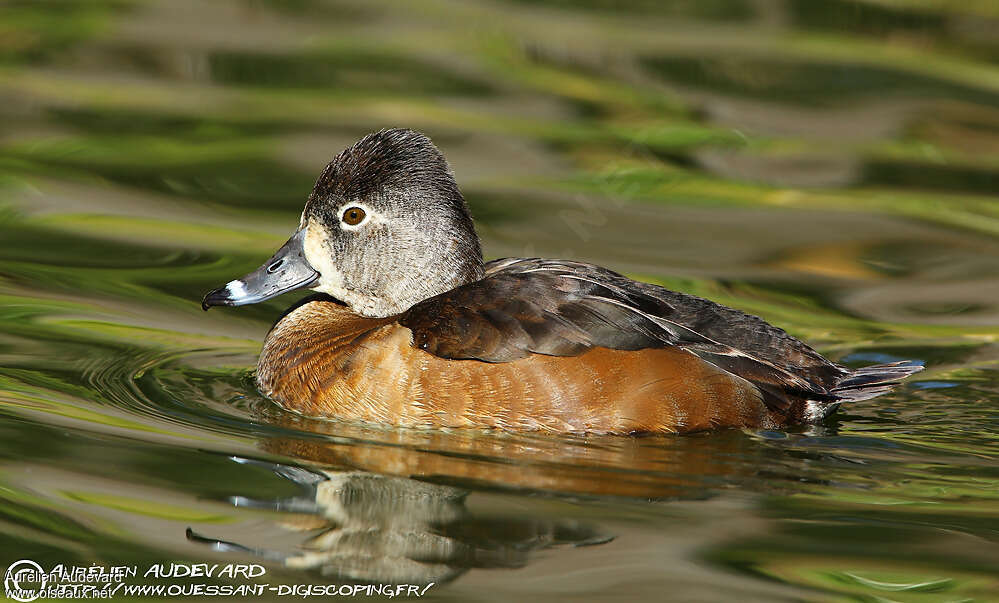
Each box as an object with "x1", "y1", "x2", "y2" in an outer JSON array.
[{"x1": 1, "y1": 1, "x2": 998, "y2": 601}]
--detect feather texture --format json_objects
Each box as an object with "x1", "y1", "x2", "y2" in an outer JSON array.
[{"x1": 401, "y1": 258, "x2": 856, "y2": 415}]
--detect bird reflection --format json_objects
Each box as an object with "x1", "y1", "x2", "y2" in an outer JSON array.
[
  {"x1": 258, "y1": 412, "x2": 771, "y2": 499},
  {"x1": 188, "y1": 405, "x2": 791, "y2": 583},
  {"x1": 188, "y1": 456, "x2": 611, "y2": 585}
]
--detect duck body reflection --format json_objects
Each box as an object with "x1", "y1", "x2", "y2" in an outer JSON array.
[{"x1": 190, "y1": 456, "x2": 611, "y2": 585}]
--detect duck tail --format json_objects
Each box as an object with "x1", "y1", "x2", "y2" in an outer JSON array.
[
  {"x1": 832, "y1": 360, "x2": 924, "y2": 402},
  {"x1": 805, "y1": 360, "x2": 924, "y2": 422}
]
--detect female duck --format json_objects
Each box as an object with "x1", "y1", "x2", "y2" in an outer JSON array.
[{"x1": 203, "y1": 129, "x2": 921, "y2": 434}]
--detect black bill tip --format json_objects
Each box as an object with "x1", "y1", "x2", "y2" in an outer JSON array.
[
  {"x1": 201, "y1": 286, "x2": 231, "y2": 311},
  {"x1": 200, "y1": 229, "x2": 319, "y2": 311}
]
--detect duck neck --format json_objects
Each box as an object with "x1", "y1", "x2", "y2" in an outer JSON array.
[
  {"x1": 304, "y1": 219, "x2": 485, "y2": 318},
  {"x1": 370, "y1": 251, "x2": 484, "y2": 317}
]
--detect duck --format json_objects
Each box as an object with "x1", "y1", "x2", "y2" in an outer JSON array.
[{"x1": 202, "y1": 128, "x2": 922, "y2": 435}]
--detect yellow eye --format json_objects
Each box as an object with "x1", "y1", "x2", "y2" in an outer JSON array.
[{"x1": 342, "y1": 207, "x2": 366, "y2": 226}]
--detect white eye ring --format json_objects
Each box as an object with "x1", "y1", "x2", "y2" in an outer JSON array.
[{"x1": 338, "y1": 203, "x2": 375, "y2": 230}]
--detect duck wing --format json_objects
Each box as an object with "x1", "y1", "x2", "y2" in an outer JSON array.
[{"x1": 400, "y1": 258, "x2": 844, "y2": 414}]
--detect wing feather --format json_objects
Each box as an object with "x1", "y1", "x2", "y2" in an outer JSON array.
[{"x1": 401, "y1": 258, "x2": 844, "y2": 413}]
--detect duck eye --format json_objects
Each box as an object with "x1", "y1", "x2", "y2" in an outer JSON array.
[{"x1": 342, "y1": 207, "x2": 366, "y2": 226}]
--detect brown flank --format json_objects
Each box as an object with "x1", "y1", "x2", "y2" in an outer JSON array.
[{"x1": 257, "y1": 300, "x2": 786, "y2": 434}]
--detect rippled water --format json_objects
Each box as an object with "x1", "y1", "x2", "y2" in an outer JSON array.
[{"x1": 1, "y1": 1, "x2": 998, "y2": 601}]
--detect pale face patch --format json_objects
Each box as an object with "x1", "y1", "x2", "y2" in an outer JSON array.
[
  {"x1": 301, "y1": 216, "x2": 417, "y2": 318},
  {"x1": 303, "y1": 218, "x2": 346, "y2": 297}
]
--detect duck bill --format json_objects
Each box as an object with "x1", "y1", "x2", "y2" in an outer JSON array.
[{"x1": 201, "y1": 229, "x2": 320, "y2": 310}]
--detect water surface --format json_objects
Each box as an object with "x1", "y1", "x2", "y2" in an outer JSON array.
[{"x1": 1, "y1": 1, "x2": 998, "y2": 601}]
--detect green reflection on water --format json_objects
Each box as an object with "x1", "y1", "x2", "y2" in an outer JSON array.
[{"x1": 1, "y1": 0, "x2": 998, "y2": 600}]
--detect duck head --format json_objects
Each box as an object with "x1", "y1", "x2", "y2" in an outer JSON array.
[{"x1": 202, "y1": 129, "x2": 484, "y2": 317}]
